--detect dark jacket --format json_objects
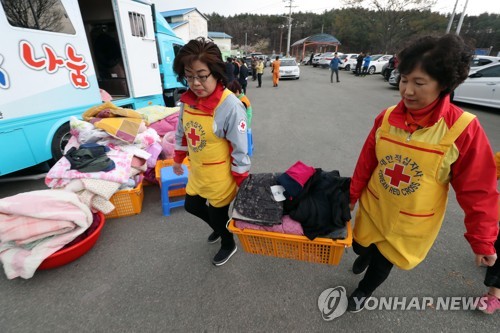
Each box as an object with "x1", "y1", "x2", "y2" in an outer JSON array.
[
  {"x1": 284, "y1": 169, "x2": 351, "y2": 240},
  {"x1": 225, "y1": 62, "x2": 235, "y2": 82},
  {"x1": 238, "y1": 65, "x2": 249, "y2": 86}
]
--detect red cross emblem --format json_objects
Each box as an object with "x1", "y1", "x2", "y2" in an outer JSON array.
[
  {"x1": 384, "y1": 164, "x2": 411, "y2": 187},
  {"x1": 187, "y1": 128, "x2": 200, "y2": 146},
  {"x1": 238, "y1": 119, "x2": 247, "y2": 133}
]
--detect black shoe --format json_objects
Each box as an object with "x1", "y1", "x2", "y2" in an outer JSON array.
[
  {"x1": 352, "y1": 254, "x2": 371, "y2": 275},
  {"x1": 207, "y1": 231, "x2": 221, "y2": 244},
  {"x1": 347, "y1": 289, "x2": 372, "y2": 313},
  {"x1": 212, "y1": 245, "x2": 237, "y2": 266}
]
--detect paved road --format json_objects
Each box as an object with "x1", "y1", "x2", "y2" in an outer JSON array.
[{"x1": 1, "y1": 66, "x2": 499, "y2": 332}]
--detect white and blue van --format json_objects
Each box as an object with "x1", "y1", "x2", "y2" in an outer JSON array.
[{"x1": 0, "y1": 0, "x2": 186, "y2": 176}]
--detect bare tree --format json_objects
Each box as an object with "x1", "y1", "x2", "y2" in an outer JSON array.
[
  {"x1": 342, "y1": 0, "x2": 438, "y2": 52},
  {"x1": 2, "y1": 0, "x2": 65, "y2": 32}
]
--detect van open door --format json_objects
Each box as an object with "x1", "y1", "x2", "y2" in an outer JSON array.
[{"x1": 112, "y1": 0, "x2": 162, "y2": 98}]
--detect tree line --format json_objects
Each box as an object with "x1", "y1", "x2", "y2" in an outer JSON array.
[{"x1": 206, "y1": 7, "x2": 500, "y2": 56}]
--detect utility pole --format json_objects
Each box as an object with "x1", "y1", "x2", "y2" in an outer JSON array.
[
  {"x1": 446, "y1": 0, "x2": 459, "y2": 33},
  {"x1": 283, "y1": 0, "x2": 296, "y2": 57},
  {"x1": 456, "y1": 0, "x2": 469, "y2": 35}
]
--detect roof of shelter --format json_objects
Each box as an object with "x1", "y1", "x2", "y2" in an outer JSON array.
[
  {"x1": 291, "y1": 33, "x2": 341, "y2": 47},
  {"x1": 208, "y1": 32, "x2": 233, "y2": 39}
]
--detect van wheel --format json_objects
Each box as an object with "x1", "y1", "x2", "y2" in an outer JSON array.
[
  {"x1": 345, "y1": 65, "x2": 350, "y2": 71},
  {"x1": 369, "y1": 66, "x2": 376, "y2": 75},
  {"x1": 51, "y1": 123, "x2": 71, "y2": 163}
]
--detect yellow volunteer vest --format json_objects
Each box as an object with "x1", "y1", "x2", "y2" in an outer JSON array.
[
  {"x1": 354, "y1": 106, "x2": 475, "y2": 270},
  {"x1": 182, "y1": 89, "x2": 237, "y2": 207}
]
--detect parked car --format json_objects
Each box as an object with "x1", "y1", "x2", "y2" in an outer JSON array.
[
  {"x1": 278, "y1": 58, "x2": 300, "y2": 79},
  {"x1": 388, "y1": 68, "x2": 399, "y2": 86},
  {"x1": 303, "y1": 53, "x2": 321, "y2": 65},
  {"x1": 471, "y1": 55, "x2": 500, "y2": 67},
  {"x1": 367, "y1": 54, "x2": 392, "y2": 74},
  {"x1": 339, "y1": 53, "x2": 359, "y2": 71},
  {"x1": 318, "y1": 52, "x2": 343, "y2": 68},
  {"x1": 312, "y1": 53, "x2": 324, "y2": 67},
  {"x1": 452, "y1": 62, "x2": 500, "y2": 109}
]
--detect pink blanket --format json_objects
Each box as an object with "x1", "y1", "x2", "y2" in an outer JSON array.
[
  {"x1": 234, "y1": 215, "x2": 304, "y2": 235},
  {"x1": 45, "y1": 149, "x2": 133, "y2": 188},
  {"x1": 0, "y1": 190, "x2": 93, "y2": 279}
]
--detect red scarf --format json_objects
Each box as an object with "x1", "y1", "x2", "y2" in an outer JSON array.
[
  {"x1": 180, "y1": 83, "x2": 225, "y2": 115},
  {"x1": 404, "y1": 97, "x2": 440, "y2": 133}
]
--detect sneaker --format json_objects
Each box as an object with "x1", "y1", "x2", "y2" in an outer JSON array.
[
  {"x1": 347, "y1": 288, "x2": 372, "y2": 313},
  {"x1": 481, "y1": 293, "x2": 500, "y2": 314},
  {"x1": 352, "y1": 254, "x2": 371, "y2": 275},
  {"x1": 207, "y1": 231, "x2": 220, "y2": 244},
  {"x1": 212, "y1": 245, "x2": 237, "y2": 266}
]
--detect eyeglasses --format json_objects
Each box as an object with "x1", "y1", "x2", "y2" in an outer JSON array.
[{"x1": 185, "y1": 73, "x2": 212, "y2": 83}]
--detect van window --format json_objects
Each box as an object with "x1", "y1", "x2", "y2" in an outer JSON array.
[
  {"x1": 173, "y1": 44, "x2": 183, "y2": 57},
  {"x1": 129, "y1": 12, "x2": 146, "y2": 37},
  {"x1": 1, "y1": 0, "x2": 75, "y2": 34}
]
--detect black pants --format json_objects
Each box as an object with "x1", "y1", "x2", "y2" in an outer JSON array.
[
  {"x1": 484, "y1": 225, "x2": 500, "y2": 288},
  {"x1": 361, "y1": 66, "x2": 369, "y2": 76},
  {"x1": 184, "y1": 194, "x2": 234, "y2": 249},
  {"x1": 330, "y1": 68, "x2": 339, "y2": 82},
  {"x1": 355, "y1": 63, "x2": 362, "y2": 76},
  {"x1": 240, "y1": 81, "x2": 247, "y2": 94},
  {"x1": 252, "y1": 70, "x2": 257, "y2": 81},
  {"x1": 353, "y1": 241, "x2": 394, "y2": 294},
  {"x1": 257, "y1": 73, "x2": 262, "y2": 87}
]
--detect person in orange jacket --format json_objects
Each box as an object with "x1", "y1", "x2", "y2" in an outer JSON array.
[
  {"x1": 271, "y1": 56, "x2": 280, "y2": 87},
  {"x1": 348, "y1": 34, "x2": 498, "y2": 312}
]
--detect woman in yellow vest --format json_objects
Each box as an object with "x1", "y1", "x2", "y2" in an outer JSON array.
[
  {"x1": 172, "y1": 38, "x2": 251, "y2": 266},
  {"x1": 348, "y1": 34, "x2": 499, "y2": 312}
]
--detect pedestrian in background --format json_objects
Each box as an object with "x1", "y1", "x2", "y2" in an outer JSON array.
[
  {"x1": 330, "y1": 52, "x2": 341, "y2": 83},
  {"x1": 237, "y1": 58, "x2": 249, "y2": 94},
  {"x1": 172, "y1": 37, "x2": 251, "y2": 267},
  {"x1": 251, "y1": 56, "x2": 257, "y2": 81},
  {"x1": 355, "y1": 52, "x2": 365, "y2": 76},
  {"x1": 361, "y1": 53, "x2": 371, "y2": 76},
  {"x1": 348, "y1": 34, "x2": 498, "y2": 312},
  {"x1": 256, "y1": 58, "x2": 264, "y2": 88},
  {"x1": 224, "y1": 57, "x2": 235, "y2": 82},
  {"x1": 271, "y1": 56, "x2": 280, "y2": 87}
]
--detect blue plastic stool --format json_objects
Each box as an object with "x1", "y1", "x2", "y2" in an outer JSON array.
[
  {"x1": 160, "y1": 165, "x2": 188, "y2": 216},
  {"x1": 247, "y1": 128, "x2": 254, "y2": 157}
]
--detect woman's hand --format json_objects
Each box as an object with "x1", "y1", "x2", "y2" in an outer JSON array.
[
  {"x1": 475, "y1": 253, "x2": 497, "y2": 267},
  {"x1": 173, "y1": 162, "x2": 184, "y2": 175}
]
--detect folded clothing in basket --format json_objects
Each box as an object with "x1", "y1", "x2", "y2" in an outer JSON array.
[{"x1": 232, "y1": 173, "x2": 283, "y2": 226}]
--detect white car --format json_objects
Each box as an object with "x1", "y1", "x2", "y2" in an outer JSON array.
[
  {"x1": 471, "y1": 55, "x2": 500, "y2": 67},
  {"x1": 278, "y1": 58, "x2": 300, "y2": 79},
  {"x1": 318, "y1": 52, "x2": 343, "y2": 68},
  {"x1": 339, "y1": 53, "x2": 359, "y2": 71},
  {"x1": 365, "y1": 54, "x2": 392, "y2": 74},
  {"x1": 312, "y1": 53, "x2": 324, "y2": 67},
  {"x1": 452, "y1": 62, "x2": 500, "y2": 109}
]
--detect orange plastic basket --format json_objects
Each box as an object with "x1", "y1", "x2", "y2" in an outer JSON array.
[
  {"x1": 228, "y1": 220, "x2": 352, "y2": 265},
  {"x1": 155, "y1": 158, "x2": 190, "y2": 196},
  {"x1": 105, "y1": 179, "x2": 144, "y2": 219}
]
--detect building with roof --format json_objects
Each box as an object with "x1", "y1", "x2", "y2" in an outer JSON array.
[
  {"x1": 291, "y1": 33, "x2": 341, "y2": 62},
  {"x1": 160, "y1": 7, "x2": 208, "y2": 42},
  {"x1": 207, "y1": 32, "x2": 233, "y2": 60}
]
